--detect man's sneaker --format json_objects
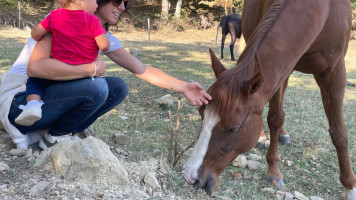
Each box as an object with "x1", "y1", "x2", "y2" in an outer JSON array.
[
  {"x1": 15, "y1": 104, "x2": 42, "y2": 126},
  {"x1": 39, "y1": 132, "x2": 73, "y2": 150}
]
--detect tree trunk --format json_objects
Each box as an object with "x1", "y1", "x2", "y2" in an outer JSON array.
[
  {"x1": 161, "y1": 0, "x2": 170, "y2": 22},
  {"x1": 174, "y1": 0, "x2": 182, "y2": 20}
]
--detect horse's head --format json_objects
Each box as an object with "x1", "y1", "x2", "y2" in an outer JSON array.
[{"x1": 182, "y1": 49, "x2": 265, "y2": 195}]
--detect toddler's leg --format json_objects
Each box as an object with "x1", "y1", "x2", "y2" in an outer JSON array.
[
  {"x1": 15, "y1": 99, "x2": 43, "y2": 126},
  {"x1": 15, "y1": 78, "x2": 45, "y2": 126}
]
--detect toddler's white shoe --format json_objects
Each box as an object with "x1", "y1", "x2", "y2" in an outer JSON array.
[{"x1": 15, "y1": 104, "x2": 42, "y2": 126}]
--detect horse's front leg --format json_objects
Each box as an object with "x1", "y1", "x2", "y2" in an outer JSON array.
[
  {"x1": 314, "y1": 59, "x2": 356, "y2": 198},
  {"x1": 265, "y1": 84, "x2": 286, "y2": 187},
  {"x1": 258, "y1": 78, "x2": 291, "y2": 147},
  {"x1": 278, "y1": 77, "x2": 291, "y2": 145}
]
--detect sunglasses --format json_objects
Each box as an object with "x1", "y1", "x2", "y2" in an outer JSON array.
[{"x1": 111, "y1": 0, "x2": 129, "y2": 8}]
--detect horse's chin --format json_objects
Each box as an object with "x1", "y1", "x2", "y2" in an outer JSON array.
[
  {"x1": 204, "y1": 177, "x2": 216, "y2": 196},
  {"x1": 192, "y1": 175, "x2": 217, "y2": 196}
]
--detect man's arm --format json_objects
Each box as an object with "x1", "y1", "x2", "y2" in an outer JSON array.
[{"x1": 28, "y1": 33, "x2": 106, "y2": 80}]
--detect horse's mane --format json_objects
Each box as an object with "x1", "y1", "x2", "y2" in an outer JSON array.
[{"x1": 208, "y1": 0, "x2": 288, "y2": 127}]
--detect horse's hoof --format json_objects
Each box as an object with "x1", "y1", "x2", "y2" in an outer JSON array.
[
  {"x1": 278, "y1": 134, "x2": 291, "y2": 145},
  {"x1": 265, "y1": 177, "x2": 285, "y2": 188},
  {"x1": 256, "y1": 136, "x2": 267, "y2": 147}
]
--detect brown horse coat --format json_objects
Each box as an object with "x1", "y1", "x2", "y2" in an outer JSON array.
[{"x1": 183, "y1": 0, "x2": 353, "y2": 197}]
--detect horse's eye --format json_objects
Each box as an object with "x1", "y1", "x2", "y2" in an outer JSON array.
[{"x1": 225, "y1": 126, "x2": 240, "y2": 133}]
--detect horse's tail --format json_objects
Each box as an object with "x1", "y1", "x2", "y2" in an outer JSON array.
[{"x1": 215, "y1": 22, "x2": 221, "y2": 47}]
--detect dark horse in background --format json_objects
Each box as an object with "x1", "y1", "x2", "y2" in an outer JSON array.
[
  {"x1": 215, "y1": 14, "x2": 242, "y2": 61},
  {"x1": 183, "y1": 0, "x2": 355, "y2": 198}
]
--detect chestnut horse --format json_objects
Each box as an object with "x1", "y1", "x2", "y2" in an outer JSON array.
[{"x1": 182, "y1": 0, "x2": 355, "y2": 198}]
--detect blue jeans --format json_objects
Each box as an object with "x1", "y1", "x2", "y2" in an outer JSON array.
[
  {"x1": 26, "y1": 77, "x2": 60, "y2": 98},
  {"x1": 8, "y1": 77, "x2": 128, "y2": 136}
]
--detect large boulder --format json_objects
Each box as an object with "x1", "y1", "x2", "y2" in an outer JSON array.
[{"x1": 37, "y1": 136, "x2": 128, "y2": 184}]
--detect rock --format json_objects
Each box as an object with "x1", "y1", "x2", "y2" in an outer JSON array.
[
  {"x1": 34, "y1": 148, "x2": 52, "y2": 167},
  {"x1": 29, "y1": 181, "x2": 50, "y2": 196},
  {"x1": 33, "y1": 151, "x2": 40, "y2": 158},
  {"x1": 114, "y1": 133, "x2": 130, "y2": 145},
  {"x1": 275, "y1": 191, "x2": 285, "y2": 200},
  {"x1": 247, "y1": 160, "x2": 260, "y2": 170},
  {"x1": 232, "y1": 154, "x2": 247, "y2": 168},
  {"x1": 0, "y1": 162, "x2": 9, "y2": 171},
  {"x1": 310, "y1": 196, "x2": 324, "y2": 200},
  {"x1": 261, "y1": 187, "x2": 275, "y2": 193},
  {"x1": 25, "y1": 148, "x2": 33, "y2": 158},
  {"x1": 137, "y1": 158, "x2": 159, "y2": 180},
  {"x1": 81, "y1": 126, "x2": 96, "y2": 138},
  {"x1": 294, "y1": 191, "x2": 309, "y2": 200},
  {"x1": 9, "y1": 148, "x2": 28, "y2": 156},
  {"x1": 247, "y1": 153, "x2": 262, "y2": 161},
  {"x1": 50, "y1": 137, "x2": 128, "y2": 184},
  {"x1": 154, "y1": 94, "x2": 176, "y2": 106},
  {"x1": 153, "y1": 192, "x2": 163, "y2": 198},
  {"x1": 285, "y1": 192, "x2": 294, "y2": 200},
  {"x1": 119, "y1": 116, "x2": 129, "y2": 120},
  {"x1": 144, "y1": 172, "x2": 161, "y2": 189}
]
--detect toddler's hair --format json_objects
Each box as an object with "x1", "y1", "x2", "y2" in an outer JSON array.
[{"x1": 57, "y1": 0, "x2": 74, "y2": 8}]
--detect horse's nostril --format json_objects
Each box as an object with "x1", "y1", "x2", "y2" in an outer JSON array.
[{"x1": 204, "y1": 177, "x2": 215, "y2": 196}]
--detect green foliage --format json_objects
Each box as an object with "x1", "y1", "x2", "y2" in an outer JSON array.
[
  {"x1": 1, "y1": 0, "x2": 17, "y2": 8},
  {"x1": 352, "y1": 0, "x2": 356, "y2": 10}
]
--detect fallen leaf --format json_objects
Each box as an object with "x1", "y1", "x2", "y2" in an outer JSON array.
[
  {"x1": 282, "y1": 159, "x2": 294, "y2": 166},
  {"x1": 231, "y1": 172, "x2": 243, "y2": 180}
]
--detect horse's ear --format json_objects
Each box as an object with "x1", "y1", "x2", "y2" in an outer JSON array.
[
  {"x1": 247, "y1": 73, "x2": 264, "y2": 95},
  {"x1": 209, "y1": 48, "x2": 226, "y2": 78}
]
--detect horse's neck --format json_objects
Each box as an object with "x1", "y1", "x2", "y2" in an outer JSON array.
[
  {"x1": 256, "y1": 0, "x2": 329, "y2": 102},
  {"x1": 242, "y1": 0, "x2": 276, "y2": 42}
]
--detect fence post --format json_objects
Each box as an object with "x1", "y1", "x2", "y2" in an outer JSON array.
[
  {"x1": 18, "y1": 2, "x2": 22, "y2": 28},
  {"x1": 148, "y1": 18, "x2": 150, "y2": 41}
]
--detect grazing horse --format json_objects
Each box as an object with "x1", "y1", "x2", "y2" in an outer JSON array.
[
  {"x1": 215, "y1": 14, "x2": 242, "y2": 61},
  {"x1": 183, "y1": 0, "x2": 354, "y2": 198}
]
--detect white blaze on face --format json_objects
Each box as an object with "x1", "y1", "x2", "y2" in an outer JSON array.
[{"x1": 182, "y1": 108, "x2": 220, "y2": 184}]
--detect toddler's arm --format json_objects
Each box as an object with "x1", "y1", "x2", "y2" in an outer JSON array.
[
  {"x1": 95, "y1": 34, "x2": 110, "y2": 53},
  {"x1": 31, "y1": 24, "x2": 49, "y2": 41}
]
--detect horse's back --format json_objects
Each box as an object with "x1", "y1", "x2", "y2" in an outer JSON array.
[
  {"x1": 295, "y1": 0, "x2": 351, "y2": 73},
  {"x1": 242, "y1": 0, "x2": 351, "y2": 74}
]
